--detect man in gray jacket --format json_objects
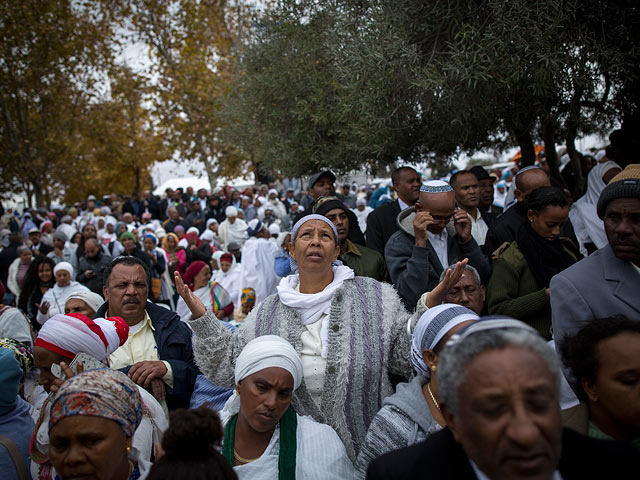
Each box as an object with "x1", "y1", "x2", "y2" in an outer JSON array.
[
  {"x1": 551, "y1": 169, "x2": 640, "y2": 343},
  {"x1": 385, "y1": 180, "x2": 490, "y2": 310}
]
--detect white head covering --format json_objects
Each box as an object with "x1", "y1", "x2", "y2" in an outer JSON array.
[
  {"x1": 186, "y1": 226, "x2": 199, "y2": 235},
  {"x1": 268, "y1": 188, "x2": 279, "y2": 198},
  {"x1": 65, "y1": 291, "x2": 105, "y2": 314},
  {"x1": 268, "y1": 223, "x2": 281, "y2": 235},
  {"x1": 53, "y1": 261, "x2": 74, "y2": 277},
  {"x1": 200, "y1": 229, "x2": 215, "y2": 242},
  {"x1": 569, "y1": 160, "x2": 621, "y2": 249},
  {"x1": 225, "y1": 206, "x2": 238, "y2": 217},
  {"x1": 220, "y1": 335, "x2": 303, "y2": 423},
  {"x1": 34, "y1": 313, "x2": 129, "y2": 363},
  {"x1": 411, "y1": 304, "x2": 478, "y2": 378},
  {"x1": 420, "y1": 180, "x2": 453, "y2": 194},
  {"x1": 0, "y1": 307, "x2": 34, "y2": 347},
  {"x1": 235, "y1": 335, "x2": 303, "y2": 388},
  {"x1": 206, "y1": 218, "x2": 218, "y2": 228}
]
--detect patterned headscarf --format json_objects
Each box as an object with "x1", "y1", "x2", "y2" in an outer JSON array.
[
  {"x1": 49, "y1": 369, "x2": 143, "y2": 438},
  {"x1": 0, "y1": 337, "x2": 34, "y2": 374},
  {"x1": 411, "y1": 304, "x2": 479, "y2": 378},
  {"x1": 241, "y1": 288, "x2": 256, "y2": 305}
]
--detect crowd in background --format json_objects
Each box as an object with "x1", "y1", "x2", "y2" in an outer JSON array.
[{"x1": 0, "y1": 139, "x2": 639, "y2": 480}]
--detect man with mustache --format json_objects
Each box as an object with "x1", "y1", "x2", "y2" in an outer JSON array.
[{"x1": 96, "y1": 256, "x2": 198, "y2": 410}]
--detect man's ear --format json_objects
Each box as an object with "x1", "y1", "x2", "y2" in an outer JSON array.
[
  {"x1": 582, "y1": 378, "x2": 599, "y2": 403},
  {"x1": 102, "y1": 285, "x2": 109, "y2": 302},
  {"x1": 481, "y1": 285, "x2": 486, "y2": 302}
]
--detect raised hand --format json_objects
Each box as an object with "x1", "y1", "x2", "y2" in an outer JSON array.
[
  {"x1": 174, "y1": 271, "x2": 206, "y2": 318},
  {"x1": 427, "y1": 258, "x2": 469, "y2": 308},
  {"x1": 413, "y1": 211, "x2": 434, "y2": 247},
  {"x1": 453, "y1": 209, "x2": 472, "y2": 243}
]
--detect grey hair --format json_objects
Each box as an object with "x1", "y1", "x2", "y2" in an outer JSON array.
[
  {"x1": 438, "y1": 328, "x2": 561, "y2": 415},
  {"x1": 439, "y1": 263, "x2": 481, "y2": 285}
]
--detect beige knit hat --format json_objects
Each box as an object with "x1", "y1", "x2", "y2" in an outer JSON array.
[{"x1": 597, "y1": 164, "x2": 640, "y2": 219}]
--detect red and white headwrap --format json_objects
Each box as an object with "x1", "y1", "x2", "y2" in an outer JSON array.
[{"x1": 34, "y1": 313, "x2": 129, "y2": 364}]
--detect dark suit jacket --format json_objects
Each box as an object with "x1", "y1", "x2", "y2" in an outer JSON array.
[
  {"x1": 367, "y1": 427, "x2": 640, "y2": 480},
  {"x1": 95, "y1": 301, "x2": 199, "y2": 410},
  {"x1": 365, "y1": 200, "x2": 402, "y2": 255}
]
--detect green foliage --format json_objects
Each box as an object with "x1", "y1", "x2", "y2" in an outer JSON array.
[{"x1": 224, "y1": 0, "x2": 640, "y2": 178}]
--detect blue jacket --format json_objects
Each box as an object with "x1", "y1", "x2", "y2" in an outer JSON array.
[{"x1": 95, "y1": 300, "x2": 199, "y2": 410}]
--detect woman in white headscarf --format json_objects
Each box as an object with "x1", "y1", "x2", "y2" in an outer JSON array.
[
  {"x1": 36, "y1": 262, "x2": 90, "y2": 325},
  {"x1": 354, "y1": 304, "x2": 478, "y2": 478},
  {"x1": 220, "y1": 335, "x2": 355, "y2": 480},
  {"x1": 569, "y1": 160, "x2": 621, "y2": 253}
]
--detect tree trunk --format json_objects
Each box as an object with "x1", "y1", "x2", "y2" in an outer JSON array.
[
  {"x1": 542, "y1": 121, "x2": 567, "y2": 189},
  {"x1": 566, "y1": 125, "x2": 584, "y2": 200},
  {"x1": 514, "y1": 128, "x2": 536, "y2": 167}
]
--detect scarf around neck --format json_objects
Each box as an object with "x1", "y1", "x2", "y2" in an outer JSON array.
[
  {"x1": 276, "y1": 265, "x2": 354, "y2": 358},
  {"x1": 516, "y1": 222, "x2": 576, "y2": 288}
]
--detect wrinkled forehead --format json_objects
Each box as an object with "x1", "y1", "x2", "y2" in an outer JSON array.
[{"x1": 294, "y1": 219, "x2": 334, "y2": 239}]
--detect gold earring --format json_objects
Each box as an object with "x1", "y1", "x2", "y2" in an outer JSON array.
[
  {"x1": 126, "y1": 446, "x2": 131, "y2": 454},
  {"x1": 431, "y1": 365, "x2": 437, "y2": 372}
]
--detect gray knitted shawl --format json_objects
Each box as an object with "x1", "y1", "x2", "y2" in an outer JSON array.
[{"x1": 188, "y1": 276, "x2": 424, "y2": 461}]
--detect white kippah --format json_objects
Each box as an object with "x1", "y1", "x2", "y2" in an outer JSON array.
[{"x1": 420, "y1": 180, "x2": 453, "y2": 193}]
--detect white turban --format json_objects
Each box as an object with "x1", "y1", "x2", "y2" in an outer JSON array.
[
  {"x1": 221, "y1": 336, "x2": 303, "y2": 424},
  {"x1": 268, "y1": 223, "x2": 281, "y2": 235},
  {"x1": 268, "y1": 188, "x2": 279, "y2": 197},
  {"x1": 200, "y1": 229, "x2": 215, "y2": 242},
  {"x1": 65, "y1": 291, "x2": 105, "y2": 314},
  {"x1": 53, "y1": 261, "x2": 74, "y2": 277},
  {"x1": 34, "y1": 313, "x2": 129, "y2": 363},
  {"x1": 235, "y1": 335, "x2": 303, "y2": 389},
  {"x1": 225, "y1": 206, "x2": 238, "y2": 217},
  {"x1": 186, "y1": 226, "x2": 199, "y2": 235}
]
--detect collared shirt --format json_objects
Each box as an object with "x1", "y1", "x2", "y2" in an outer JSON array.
[
  {"x1": 339, "y1": 239, "x2": 388, "y2": 282},
  {"x1": 470, "y1": 459, "x2": 563, "y2": 480},
  {"x1": 632, "y1": 262, "x2": 640, "y2": 278},
  {"x1": 467, "y1": 209, "x2": 489, "y2": 246},
  {"x1": 398, "y1": 197, "x2": 411, "y2": 211},
  {"x1": 427, "y1": 229, "x2": 449, "y2": 270},
  {"x1": 109, "y1": 310, "x2": 174, "y2": 389}
]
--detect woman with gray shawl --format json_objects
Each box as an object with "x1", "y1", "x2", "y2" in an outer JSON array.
[
  {"x1": 175, "y1": 214, "x2": 427, "y2": 461},
  {"x1": 354, "y1": 304, "x2": 478, "y2": 478}
]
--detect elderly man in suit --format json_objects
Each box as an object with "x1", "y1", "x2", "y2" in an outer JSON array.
[
  {"x1": 366, "y1": 318, "x2": 640, "y2": 479},
  {"x1": 550, "y1": 167, "x2": 640, "y2": 344}
]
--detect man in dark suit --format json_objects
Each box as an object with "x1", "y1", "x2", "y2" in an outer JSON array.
[
  {"x1": 97, "y1": 256, "x2": 198, "y2": 410},
  {"x1": 469, "y1": 165, "x2": 502, "y2": 222},
  {"x1": 365, "y1": 166, "x2": 422, "y2": 255},
  {"x1": 367, "y1": 318, "x2": 640, "y2": 479}
]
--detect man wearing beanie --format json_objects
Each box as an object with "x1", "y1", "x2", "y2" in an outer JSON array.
[
  {"x1": 314, "y1": 196, "x2": 388, "y2": 281},
  {"x1": 551, "y1": 164, "x2": 640, "y2": 348}
]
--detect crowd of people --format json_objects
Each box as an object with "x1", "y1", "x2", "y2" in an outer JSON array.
[{"x1": 0, "y1": 144, "x2": 639, "y2": 479}]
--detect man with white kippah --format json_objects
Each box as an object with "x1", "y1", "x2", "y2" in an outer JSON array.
[
  {"x1": 218, "y1": 205, "x2": 248, "y2": 250},
  {"x1": 385, "y1": 180, "x2": 490, "y2": 310}
]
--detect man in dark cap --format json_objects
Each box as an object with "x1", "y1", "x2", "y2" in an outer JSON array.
[
  {"x1": 314, "y1": 196, "x2": 388, "y2": 281},
  {"x1": 469, "y1": 165, "x2": 502, "y2": 219},
  {"x1": 295, "y1": 170, "x2": 365, "y2": 245},
  {"x1": 551, "y1": 165, "x2": 640, "y2": 342}
]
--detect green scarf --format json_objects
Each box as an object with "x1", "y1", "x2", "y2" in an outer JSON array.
[{"x1": 223, "y1": 408, "x2": 297, "y2": 480}]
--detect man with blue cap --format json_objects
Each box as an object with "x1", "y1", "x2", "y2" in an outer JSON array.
[{"x1": 385, "y1": 180, "x2": 490, "y2": 310}]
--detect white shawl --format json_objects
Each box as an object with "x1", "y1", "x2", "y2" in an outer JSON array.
[{"x1": 276, "y1": 265, "x2": 354, "y2": 358}]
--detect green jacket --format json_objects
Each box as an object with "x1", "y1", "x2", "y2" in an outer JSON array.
[
  {"x1": 340, "y1": 239, "x2": 389, "y2": 282},
  {"x1": 487, "y1": 241, "x2": 576, "y2": 338}
]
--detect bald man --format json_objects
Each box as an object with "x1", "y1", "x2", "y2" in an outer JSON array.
[
  {"x1": 385, "y1": 181, "x2": 490, "y2": 310},
  {"x1": 483, "y1": 167, "x2": 578, "y2": 256}
]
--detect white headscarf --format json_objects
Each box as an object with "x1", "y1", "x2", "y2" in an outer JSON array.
[
  {"x1": 220, "y1": 335, "x2": 303, "y2": 423},
  {"x1": 65, "y1": 291, "x2": 105, "y2": 314},
  {"x1": 0, "y1": 307, "x2": 33, "y2": 347},
  {"x1": 569, "y1": 160, "x2": 620, "y2": 249},
  {"x1": 53, "y1": 261, "x2": 74, "y2": 277},
  {"x1": 411, "y1": 304, "x2": 478, "y2": 378},
  {"x1": 34, "y1": 313, "x2": 129, "y2": 363}
]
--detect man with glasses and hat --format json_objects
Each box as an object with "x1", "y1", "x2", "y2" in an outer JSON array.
[{"x1": 385, "y1": 180, "x2": 490, "y2": 310}]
